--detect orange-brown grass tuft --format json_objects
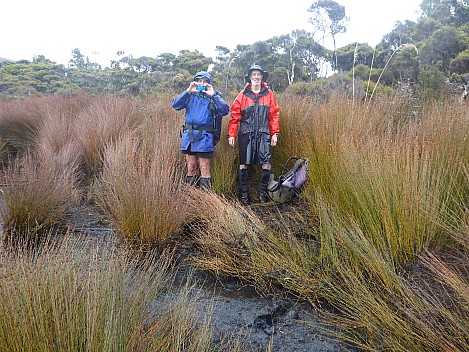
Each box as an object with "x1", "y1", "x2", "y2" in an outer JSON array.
[
  {"x1": 96, "y1": 131, "x2": 189, "y2": 253},
  {"x1": 73, "y1": 95, "x2": 143, "y2": 176},
  {"x1": 1, "y1": 151, "x2": 78, "y2": 248},
  {"x1": 0, "y1": 97, "x2": 47, "y2": 158}
]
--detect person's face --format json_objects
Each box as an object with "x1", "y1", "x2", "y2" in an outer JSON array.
[
  {"x1": 196, "y1": 78, "x2": 208, "y2": 86},
  {"x1": 250, "y1": 70, "x2": 263, "y2": 85}
]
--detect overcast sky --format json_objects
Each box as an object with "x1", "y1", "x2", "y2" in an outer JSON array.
[{"x1": 2, "y1": 0, "x2": 422, "y2": 67}]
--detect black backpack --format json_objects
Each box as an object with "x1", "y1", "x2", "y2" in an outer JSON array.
[{"x1": 267, "y1": 156, "x2": 308, "y2": 203}]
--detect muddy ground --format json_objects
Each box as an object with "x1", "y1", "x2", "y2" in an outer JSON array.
[{"x1": 61, "y1": 199, "x2": 351, "y2": 352}]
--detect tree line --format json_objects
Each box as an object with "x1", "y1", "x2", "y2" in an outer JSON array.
[{"x1": 1, "y1": 0, "x2": 468, "y2": 100}]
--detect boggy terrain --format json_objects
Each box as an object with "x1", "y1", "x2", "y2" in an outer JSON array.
[{"x1": 62, "y1": 199, "x2": 349, "y2": 352}]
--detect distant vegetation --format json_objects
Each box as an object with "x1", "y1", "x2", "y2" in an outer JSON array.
[{"x1": 1, "y1": 0, "x2": 468, "y2": 101}]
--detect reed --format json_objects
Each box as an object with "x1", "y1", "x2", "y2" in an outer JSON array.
[{"x1": 0, "y1": 236, "x2": 243, "y2": 352}]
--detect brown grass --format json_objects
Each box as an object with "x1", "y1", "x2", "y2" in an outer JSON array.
[
  {"x1": 73, "y1": 95, "x2": 143, "y2": 176},
  {"x1": 96, "y1": 131, "x2": 189, "y2": 252},
  {"x1": 1, "y1": 151, "x2": 78, "y2": 247},
  {"x1": 0, "y1": 236, "x2": 245, "y2": 352}
]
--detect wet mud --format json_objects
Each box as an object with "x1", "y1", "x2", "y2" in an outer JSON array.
[{"x1": 190, "y1": 273, "x2": 348, "y2": 351}]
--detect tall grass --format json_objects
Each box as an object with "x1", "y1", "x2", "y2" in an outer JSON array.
[
  {"x1": 73, "y1": 95, "x2": 143, "y2": 176},
  {"x1": 190, "y1": 95, "x2": 468, "y2": 351},
  {"x1": 289, "y1": 96, "x2": 468, "y2": 263},
  {"x1": 0, "y1": 95, "x2": 91, "y2": 160},
  {"x1": 0, "y1": 237, "x2": 243, "y2": 352},
  {"x1": 0, "y1": 97, "x2": 46, "y2": 158},
  {"x1": 96, "y1": 131, "x2": 189, "y2": 252},
  {"x1": 0, "y1": 151, "x2": 78, "y2": 247},
  {"x1": 314, "y1": 195, "x2": 469, "y2": 351},
  {"x1": 0, "y1": 92, "x2": 467, "y2": 351},
  {"x1": 211, "y1": 117, "x2": 238, "y2": 195}
]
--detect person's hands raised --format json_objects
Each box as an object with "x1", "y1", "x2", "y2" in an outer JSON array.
[
  {"x1": 205, "y1": 84, "x2": 215, "y2": 97},
  {"x1": 187, "y1": 81, "x2": 198, "y2": 93}
]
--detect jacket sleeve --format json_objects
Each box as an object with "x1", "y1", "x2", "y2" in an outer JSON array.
[
  {"x1": 171, "y1": 91, "x2": 191, "y2": 110},
  {"x1": 227, "y1": 92, "x2": 243, "y2": 138},
  {"x1": 211, "y1": 94, "x2": 230, "y2": 117},
  {"x1": 268, "y1": 91, "x2": 280, "y2": 135}
]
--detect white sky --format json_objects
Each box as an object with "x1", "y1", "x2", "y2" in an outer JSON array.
[{"x1": 1, "y1": 0, "x2": 422, "y2": 68}]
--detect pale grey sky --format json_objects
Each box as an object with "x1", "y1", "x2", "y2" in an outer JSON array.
[{"x1": 2, "y1": 0, "x2": 422, "y2": 67}]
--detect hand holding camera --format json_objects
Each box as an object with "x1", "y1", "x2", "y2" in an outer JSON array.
[{"x1": 187, "y1": 81, "x2": 214, "y2": 96}]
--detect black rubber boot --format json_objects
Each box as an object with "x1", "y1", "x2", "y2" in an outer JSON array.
[
  {"x1": 185, "y1": 175, "x2": 197, "y2": 186},
  {"x1": 238, "y1": 168, "x2": 249, "y2": 204},
  {"x1": 199, "y1": 177, "x2": 212, "y2": 192},
  {"x1": 259, "y1": 168, "x2": 271, "y2": 203}
]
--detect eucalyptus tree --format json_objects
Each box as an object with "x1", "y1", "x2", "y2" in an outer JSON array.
[
  {"x1": 68, "y1": 48, "x2": 100, "y2": 70},
  {"x1": 173, "y1": 49, "x2": 213, "y2": 75},
  {"x1": 335, "y1": 42, "x2": 375, "y2": 73},
  {"x1": 412, "y1": 17, "x2": 442, "y2": 42},
  {"x1": 211, "y1": 45, "x2": 238, "y2": 90},
  {"x1": 307, "y1": 0, "x2": 348, "y2": 72},
  {"x1": 419, "y1": 26, "x2": 463, "y2": 75},
  {"x1": 282, "y1": 30, "x2": 329, "y2": 82},
  {"x1": 421, "y1": 0, "x2": 469, "y2": 26},
  {"x1": 134, "y1": 56, "x2": 159, "y2": 73}
]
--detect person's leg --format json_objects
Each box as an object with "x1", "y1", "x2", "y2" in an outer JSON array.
[
  {"x1": 198, "y1": 157, "x2": 211, "y2": 178},
  {"x1": 259, "y1": 163, "x2": 271, "y2": 203},
  {"x1": 238, "y1": 164, "x2": 249, "y2": 204},
  {"x1": 185, "y1": 154, "x2": 198, "y2": 185},
  {"x1": 198, "y1": 157, "x2": 212, "y2": 191}
]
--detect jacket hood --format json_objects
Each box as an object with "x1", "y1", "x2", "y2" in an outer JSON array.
[{"x1": 194, "y1": 71, "x2": 212, "y2": 84}]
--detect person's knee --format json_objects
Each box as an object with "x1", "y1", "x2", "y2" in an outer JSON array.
[
  {"x1": 199, "y1": 158, "x2": 211, "y2": 176},
  {"x1": 186, "y1": 156, "x2": 197, "y2": 174},
  {"x1": 187, "y1": 163, "x2": 197, "y2": 174}
]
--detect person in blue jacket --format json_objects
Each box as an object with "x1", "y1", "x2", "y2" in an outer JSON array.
[{"x1": 171, "y1": 71, "x2": 229, "y2": 190}]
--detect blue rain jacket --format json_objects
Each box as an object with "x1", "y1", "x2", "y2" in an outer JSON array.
[{"x1": 172, "y1": 72, "x2": 229, "y2": 153}]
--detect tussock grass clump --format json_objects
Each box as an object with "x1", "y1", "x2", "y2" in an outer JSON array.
[
  {"x1": 1, "y1": 152, "x2": 78, "y2": 247},
  {"x1": 74, "y1": 95, "x2": 143, "y2": 176},
  {"x1": 189, "y1": 95, "x2": 468, "y2": 351},
  {"x1": 267, "y1": 95, "x2": 468, "y2": 350},
  {"x1": 0, "y1": 237, "x2": 240, "y2": 352},
  {"x1": 0, "y1": 94, "x2": 91, "y2": 167},
  {"x1": 288, "y1": 96, "x2": 468, "y2": 263},
  {"x1": 0, "y1": 98, "x2": 47, "y2": 158},
  {"x1": 96, "y1": 132, "x2": 189, "y2": 252}
]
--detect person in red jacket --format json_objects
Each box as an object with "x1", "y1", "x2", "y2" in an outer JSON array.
[{"x1": 227, "y1": 64, "x2": 280, "y2": 204}]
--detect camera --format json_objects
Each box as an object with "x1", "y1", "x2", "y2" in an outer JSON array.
[{"x1": 196, "y1": 85, "x2": 206, "y2": 91}]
